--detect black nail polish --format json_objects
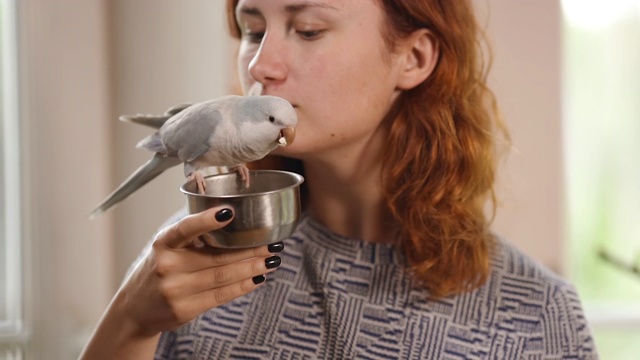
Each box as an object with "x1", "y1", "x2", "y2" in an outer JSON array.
[
  {"x1": 265, "y1": 256, "x2": 281, "y2": 269},
  {"x1": 215, "y1": 208, "x2": 233, "y2": 222},
  {"x1": 267, "y1": 241, "x2": 284, "y2": 253},
  {"x1": 252, "y1": 274, "x2": 266, "y2": 285}
]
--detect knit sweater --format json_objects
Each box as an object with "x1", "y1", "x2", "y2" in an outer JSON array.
[{"x1": 154, "y1": 214, "x2": 597, "y2": 359}]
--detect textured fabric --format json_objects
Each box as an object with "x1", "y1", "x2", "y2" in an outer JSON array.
[{"x1": 154, "y1": 214, "x2": 597, "y2": 359}]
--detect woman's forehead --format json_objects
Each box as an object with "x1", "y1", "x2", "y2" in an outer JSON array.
[{"x1": 235, "y1": 0, "x2": 374, "y2": 17}]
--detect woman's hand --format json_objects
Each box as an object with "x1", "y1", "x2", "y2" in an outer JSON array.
[
  {"x1": 80, "y1": 206, "x2": 283, "y2": 359},
  {"x1": 120, "y1": 206, "x2": 282, "y2": 335}
]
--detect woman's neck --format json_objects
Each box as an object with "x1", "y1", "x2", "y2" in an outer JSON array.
[{"x1": 301, "y1": 139, "x2": 393, "y2": 244}]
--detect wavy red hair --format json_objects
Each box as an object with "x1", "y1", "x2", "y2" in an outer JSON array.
[{"x1": 226, "y1": 0, "x2": 508, "y2": 298}]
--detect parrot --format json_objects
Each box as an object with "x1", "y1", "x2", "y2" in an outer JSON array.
[{"x1": 89, "y1": 95, "x2": 297, "y2": 218}]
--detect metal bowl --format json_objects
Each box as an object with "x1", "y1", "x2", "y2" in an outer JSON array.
[{"x1": 180, "y1": 170, "x2": 304, "y2": 248}]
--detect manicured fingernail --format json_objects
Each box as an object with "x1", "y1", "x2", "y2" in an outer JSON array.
[
  {"x1": 265, "y1": 256, "x2": 281, "y2": 269},
  {"x1": 215, "y1": 208, "x2": 233, "y2": 222},
  {"x1": 252, "y1": 274, "x2": 265, "y2": 285},
  {"x1": 267, "y1": 241, "x2": 284, "y2": 253}
]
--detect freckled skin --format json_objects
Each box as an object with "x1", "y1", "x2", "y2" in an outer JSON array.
[{"x1": 237, "y1": 0, "x2": 404, "y2": 164}]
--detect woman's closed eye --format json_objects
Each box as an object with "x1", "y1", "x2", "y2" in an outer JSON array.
[
  {"x1": 293, "y1": 21, "x2": 327, "y2": 41},
  {"x1": 241, "y1": 26, "x2": 265, "y2": 43},
  {"x1": 245, "y1": 31, "x2": 265, "y2": 43},
  {"x1": 296, "y1": 29, "x2": 325, "y2": 41},
  {"x1": 242, "y1": 30, "x2": 325, "y2": 43},
  {"x1": 241, "y1": 28, "x2": 325, "y2": 43}
]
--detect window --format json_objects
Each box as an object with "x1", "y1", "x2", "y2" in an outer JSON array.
[
  {"x1": 563, "y1": 1, "x2": 640, "y2": 359},
  {"x1": 0, "y1": 0, "x2": 25, "y2": 358}
]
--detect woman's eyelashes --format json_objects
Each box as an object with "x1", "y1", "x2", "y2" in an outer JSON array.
[
  {"x1": 296, "y1": 29, "x2": 325, "y2": 40},
  {"x1": 245, "y1": 31, "x2": 265, "y2": 43},
  {"x1": 240, "y1": 24, "x2": 326, "y2": 44},
  {"x1": 240, "y1": 22, "x2": 265, "y2": 43}
]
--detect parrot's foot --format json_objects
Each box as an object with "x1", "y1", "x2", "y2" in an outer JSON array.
[
  {"x1": 187, "y1": 171, "x2": 207, "y2": 195},
  {"x1": 232, "y1": 165, "x2": 251, "y2": 188}
]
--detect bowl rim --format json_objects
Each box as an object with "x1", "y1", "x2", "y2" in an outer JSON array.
[{"x1": 180, "y1": 169, "x2": 305, "y2": 199}]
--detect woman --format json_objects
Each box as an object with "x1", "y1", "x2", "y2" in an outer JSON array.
[{"x1": 81, "y1": 0, "x2": 597, "y2": 358}]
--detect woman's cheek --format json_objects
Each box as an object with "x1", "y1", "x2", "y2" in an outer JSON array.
[{"x1": 272, "y1": 123, "x2": 322, "y2": 156}]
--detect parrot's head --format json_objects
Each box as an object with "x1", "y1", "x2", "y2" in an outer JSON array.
[{"x1": 237, "y1": 95, "x2": 298, "y2": 157}]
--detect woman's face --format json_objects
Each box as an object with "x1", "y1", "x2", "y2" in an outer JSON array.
[{"x1": 235, "y1": 0, "x2": 403, "y2": 160}]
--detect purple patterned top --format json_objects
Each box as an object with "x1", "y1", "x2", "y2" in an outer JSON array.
[{"x1": 153, "y1": 214, "x2": 597, "y2": 359}]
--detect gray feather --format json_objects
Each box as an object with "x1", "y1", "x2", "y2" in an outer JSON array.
[
  {"x1": 162, "y1": 107, "x2": 221, "y2": 162},
  {"x1": 120, "y1": 114, "x2": 171, "y2": 130},
  {"x1": 119, "y1": 104, "x2": 192, "y2": 129},
  {"x1": 89, "y1": 154, "x2": 182, "y2": 218},
  {"x1": 164, "y1": 103, "x2": 193, "y2": 116},
  {"x1": 137, "y1": 132, "x2": 167, "y2": 154}
]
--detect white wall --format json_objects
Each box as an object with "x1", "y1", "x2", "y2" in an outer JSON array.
[
  {"x1": 20, "y1": 1, "x2": 113, "y2": 358},
  {"x1": 481, "y1": 1, "x2": 565, "y2": 273},
  {"x1": 110, "y1": 0, "x2": 233, "y2": 283},
  {"x1": 20, "y1": 1, "x2": 232, "y2": 358}
]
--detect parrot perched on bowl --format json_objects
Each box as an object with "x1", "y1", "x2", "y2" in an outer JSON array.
[{"x1": 89, "y1": 95, "x2": 297, "y2": 218}]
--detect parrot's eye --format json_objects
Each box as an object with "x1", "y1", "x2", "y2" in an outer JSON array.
[{"x1": 269, "y1": 115, "x2": 275, "y2": 123}]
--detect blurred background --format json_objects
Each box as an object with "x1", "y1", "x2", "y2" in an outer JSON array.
[{"x1": 0, "y1": 0, "x2": 638, "y2": 359}]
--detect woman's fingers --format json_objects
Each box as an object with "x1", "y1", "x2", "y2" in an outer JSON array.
[
  {"x1": 138, "y1": 251, "x2": 282, "y2": 331},
  {"x1": 122, "y1": 205, "x2": 287, "y2": 333},
  {"x1": 156, "y1": 206, "x2": 234, "y2": 249},
  {"x1": 171, "y1": 254, "x2": 281, "y2": 295},
  {"x1": 166, "y1": 242, "x2": 283, "y2": 273}
]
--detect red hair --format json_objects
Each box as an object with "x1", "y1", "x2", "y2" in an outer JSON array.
[{"x1": 226, "y1": 0, "x2": 508, "y2": 298}]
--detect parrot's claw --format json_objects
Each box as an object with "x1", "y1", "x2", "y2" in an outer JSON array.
[
  {"x1": 233, "y1": 165, "x2": 251, "y2": 188},
  {"x1": 187, "y1": 171, "x2": 207, "y2": 195}
]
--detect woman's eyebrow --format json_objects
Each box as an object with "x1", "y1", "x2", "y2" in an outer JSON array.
[
  {"x1": 238, "y1": 6, "x2": 262, "y2": 17},
  {"x1": 284, "y1": 1, "x2": 339, "y2": 14},
  {"x1": 238, "y1": 1, "x2": 339, "y2": 17}
]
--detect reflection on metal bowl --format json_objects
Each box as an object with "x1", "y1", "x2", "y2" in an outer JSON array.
[{"x1": 180, "y1": 170, "x2": 304, "y2": 248}]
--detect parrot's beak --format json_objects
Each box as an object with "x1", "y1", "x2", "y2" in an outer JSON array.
[{"x1": 277, "y1": 127, "x2": 296, "y2": 147}]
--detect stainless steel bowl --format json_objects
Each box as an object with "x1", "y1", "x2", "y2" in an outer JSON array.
[{"x1": 180, "y1": 170, "x2": 304, "y2": 248}]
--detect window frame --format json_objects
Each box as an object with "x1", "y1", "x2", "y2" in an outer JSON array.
[{"x1": 0, "y1": 0, "x2": 27, "y2": 353}]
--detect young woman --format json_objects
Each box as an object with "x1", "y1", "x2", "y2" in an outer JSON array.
[{"x1": 81, "y1": 0, "x2": 597, "y2": 358}]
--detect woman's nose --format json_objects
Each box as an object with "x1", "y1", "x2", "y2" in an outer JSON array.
[{"x1": 248, "y1": 32, "x2": 288, "y2": 86}]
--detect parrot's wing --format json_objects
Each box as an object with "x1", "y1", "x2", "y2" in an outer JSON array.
[
  {"x1": 137, "y1": 132, "x2": 167, "y2": 154},
  {"x1": 164, "y1": 108, "x2": 222, "y2": 163}
]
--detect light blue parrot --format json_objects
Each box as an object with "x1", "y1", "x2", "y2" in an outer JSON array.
[{"x1": 90, "y1": 95, "x2": 297, "y2": 217}]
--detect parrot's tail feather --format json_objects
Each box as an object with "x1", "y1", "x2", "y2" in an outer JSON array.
[
  {"x1": 119, "y1": 114, "x2": 171, "y2": 129},
  {"x1": 89, "y1": 154, "x2": 182, "y2": 218},
  {"x1": 163, "y1": 103, "x2": 193, "y2": 117},
  {"x1": 119, "y1": 103, "x2": 192, "y2": 129}
]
